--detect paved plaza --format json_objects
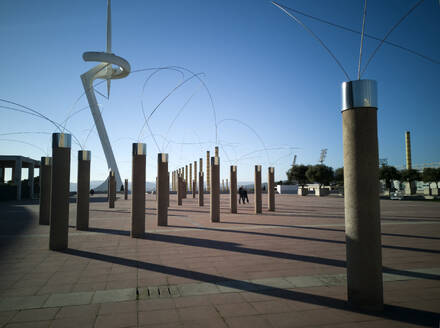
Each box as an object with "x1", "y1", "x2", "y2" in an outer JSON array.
[{"x1": 0, "y1": 194, "x2": 439, "y2": 327}]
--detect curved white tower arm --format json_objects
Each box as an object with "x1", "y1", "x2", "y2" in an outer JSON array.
[{"x1": 80, "y1": 1, "x2": 131, "y2": 191}]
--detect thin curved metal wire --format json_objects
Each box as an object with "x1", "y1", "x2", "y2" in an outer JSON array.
[
  {"x1": 357, "y1": 0, "x2": 367, "y2": 80},
  {"x1": 217, "y1": 118, "x2": 270, "y2": 165},
  {"x1": 0, "y1": 131, "x2": 51, "y2": 137},
  {"x1": 275, "y1": 3, "x2": 439, "y2": 65},
  {"x1": 0, "y1": 139, "x2": 49, "y2": 156},
  {"x1": 361, "y1": 0, "x2": 425, "y2": 76},
  {"x1": 133, "y1": 66, "x2": 218, "y2": 144},
  {"x1": 272, "y1": 1, "x2": 351, "y2": 80},
  {"x1": 0, "y1": 101, "x2": 83, "y2": 149}
]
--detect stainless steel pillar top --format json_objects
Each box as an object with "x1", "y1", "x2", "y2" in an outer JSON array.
[
  {"x1": 132, "y1": 143, "x2": 146, "y2": 155},
  {"x1": 269, "y1": 167, "x2": 274, "y2": 173},
  {"x1": 342, "y1": 80, "x2": 377, "y2": 111},
  {"x1": 41, "y1": 157, "x2": 52, "y2": 166},
  {"x1": 159, "y1": 153, "x2": 168, "y2": 162},
  {"x1": 52, "y1": 133, "x2": 71, "y2": 148},
  {"x1": 232, "y1": 165, "x2": 236, "y2": 172},
  {"x1": 78, "y1": 150, "x2": 91, "y2": 161},
  {"x1": 213, "y1": 156, "x2": 220, "y2": 166},
  {"x1": 256, "y1": 165, "x2": 261, "y2": 172},
  {"x1": 109, "y1": 170, "x2": 115, "y2": 177}
]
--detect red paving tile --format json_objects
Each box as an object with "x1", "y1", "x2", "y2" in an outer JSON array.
[{"x1": 0, "y1": 194, "x2": 439, "y2": 327}]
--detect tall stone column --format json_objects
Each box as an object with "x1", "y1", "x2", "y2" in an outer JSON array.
[
  {"x1": 230, "y1": 166, "x2": 237, "y2": 214},
  {"x1": 254, "y1": 165, "x2": 262, "y2": 214},
  {"x1": 0, "y1": 167, "x2": 4, "y2": 183},
  {"x1": 109, "y1": 171, "x2": 116, "y2": 208},
  {"x1": 206, "y1": 151, "x2": 210, "y2": 192},
  {"x1": 124, "y1": 179, "x2": 128, "y2": 200},
  {"x1": 49, "y1": 133, "x2": 71, "y2": 251},
  {"x1": 342, "y1": 79, "x2": 383, "y2": 310},
  {"x1": 189, "y1": 163, "x2": 192, "y2": 192},
  {"x1": 157, "y1": 153, "x2": 168, "y2": 226},
  {"x1": 39, "y1": 157, "x2": 52, "y2": 225},
  {"x1": 268, "y1": 167, "x2": 275, "y2": 211},
  {"x1": 77, "y1": 150, "x2": 91, "y2": 230},
  {"x1": 131, "y1": 143, "x2": 146, "y2": 238},
  {"x1": 185, "y1": 165, "x2": 188, "y2": 191},
  {"x1": 13, "y1": 158, "x2": 22, "y2": 201},
  {"x1": 177, "y1": 175, "x2": 183, "y2": 206},
  {"x1": 28, "y1": 163, "x2": 35, "y2": 199},
  {"x1": 210, "y1": 156, "x2": 220, "y2": 222},
  {"x1": 194, "y1": 161, "x2": 197, "y2": 193},
  {"x1": 199, "y1": 172, "x2": 204, "y2": 206}
]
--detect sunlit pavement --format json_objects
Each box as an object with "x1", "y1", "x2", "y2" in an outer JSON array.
[{"x1": 0, "y1": 193, "x2": 439, "y2": 327}]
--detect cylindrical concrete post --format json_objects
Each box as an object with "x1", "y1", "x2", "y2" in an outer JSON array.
[
  {"x1": 194, "y1": 161, "x2": 197, "y2": 192},
  {"x1": 124, "y1": 179, "x2": 128, "y2": 200},
  {"x1": 206, "y1": 151, "x2": 210, "y2": 192},
  {"x1": 230, "y1": 166, "x2": 237, "y2": 214},
  {"x1": 342, "y1": 79, "x2": 383, "y2": 310},
  {"x1": 177, "y1": 175, "x2": 183, "y2": 205},
  {"x1": 199, "y1": 172, "x2": 204, "y2": 206},
  {"x1": 77, "y1": 150, "x2": 91, "y2": 230},
  {"x1": 39, "y1": 157, "x2": 52, "y2": 225},
  {"x1": 189, "y1": 163, "x2": 192, "y2": 192},
  {"x1": 157, "y1": 153, "x2": 168, "y2": 226},
  {"x1": 131, "y1": 143, "x2": 146, "y2": 238},
  {"x1": 210, "y1": 156, "x2": 220, "y2": 222},
  {"x1": 268, "y1": 167, "x2": 275, "y2": 211},
  {"x1": 254, "y1": 165, "x2": 262, "y2": 214},
  {"x1": 49, "y1": 133, "x2": 71, "y2": 251},
  {"x1": 109, "y1": 171, "x2": 116, "y2": 208}
]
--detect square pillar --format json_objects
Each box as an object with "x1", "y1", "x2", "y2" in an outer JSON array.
[
  {"x1": 210, "y1": 156, "x2": 220, "y2": 222},
  {"x1": 131, "y1": 143, "x2": 146, "y2": 238},
  {"x1": 77, "y1": 151, "x2": 91, "y2": 230},
  {"x1": 254, "y1": 165, "x2": 262, "y2": 214},
  {"x1": 14, "y1": 158, "x2": 22, "y2": 201},
  {"x1": 39, "y1": 157, "x2": 52, "y2": 225},
  {"x1": 230, "y1": 166, "x2": 237, "y2": 214},
  {"x1": 268, "y1": 167, "x2": 275, "y2": 211},
  {"x1": 157, "y1": 153, "x2": 169, "y2": 226}
]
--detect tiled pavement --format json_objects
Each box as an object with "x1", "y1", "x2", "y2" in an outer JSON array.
[{"x1": 0, "y1": 193, "x2": 439, "y2": 327}]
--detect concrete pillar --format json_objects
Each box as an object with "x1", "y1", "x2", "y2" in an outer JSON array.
[
  {"x1": 28, "y1": 163, "x2": 35, "y2": 199},
  {"x1": 194, "y1": 161, "x2": 197, "y2": 193},
  {"x1": 157, "y1": 153, "x2": 168, "y2": 226},
  {"x1": 210, "y1": 156, "x2": 220, "y2": 222},
  {"x1": 0, "y1": 167, "x2": 4, "y2": 183},
  {"x1": 189, "y1": 163, "x2": 192, "y2": 192},
  {"x1": 77, "y1": 150, "x2": 91, "y2": 230},
  {"x1": 254, "y1": 165, "x2": 262, "y2": 214},
  {"x1": 39, "y1": 157, "x2": 52, "y2": 225},
  {"x1": 268, "y1": 167, "x2": 275, "y2": 211},
  {"x1": 13, "y1": 158, "x2": 22, "y2": 201},
  {"x1": 177, "y1": 174, "x2": 183, "y2": 206},
  {"x1": 49, "y1": 133, "x2": 71, "y2": 251},
  {"x1": 109, "y1": 171, "x2": 116, "y2": 208},
  {"x1": 206, "y1": 151, "x2": 210, "y2": 192},
  {"x1": 185, "y1": 165, "x2": 188, "y2": 191},
  {"x1": 192, "y1": 180, "x2": 196, "y2": 198},
  {"x1": 131, "y1": 143, "x2": 146, "y2": 238},
  {"x1": 199, "y1": 172, "x2": 204, "y2": 206},
  {"x1": 342, "y1": 79, "x2": 383, "y2": 310},
  {"x1": 226, "y1": 179, "x2": 229, "y2": 193},
  {"x1": 221, "y1": 179, "x2": 225, "y2": 193},
  {"x1": 230, "y1": 166, "x2": 237, "y2": 214},
  {"x1": 124, "y1": 179, "x2": 128, "y2": 200}
]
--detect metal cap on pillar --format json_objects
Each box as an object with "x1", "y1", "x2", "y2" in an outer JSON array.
[
  {"x1": 78, "y1": 150, "x2": 91, "y2": 161},
  {"x1": 341, "y1": 79, "x2": 377, "y2": 111},
  {"x1": 41, "y1": 157, "x2": 52, "y2": 166},
  {"x1": 133, "y1": 143, "x2": 147, "y2": 155},
  {"x1": 52, "y1": 133, "x2": 72, "y2": 148}
]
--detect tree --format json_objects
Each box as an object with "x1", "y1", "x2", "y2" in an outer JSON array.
[
  {"x1": 400, "y1": 169, "x2": 420, "y2": 182},
  {"x1": 334, "y1": 167, "x2": 344, "y2": 186},
  {"x1": 379, "y1": 165, "x2": 400, "y2": 190},
  {"x1": 306, "y1": 165, "x2": 334, "y2": 187},
  {"x1": 422, "y1": 168, "x2": 440, "y2": 185},
  {"x1": 286, "y1": 165, "x2": 309, "y2": 187}
]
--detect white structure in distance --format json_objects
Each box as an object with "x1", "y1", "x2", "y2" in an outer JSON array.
[{"x1": 80, "y1": 0, "x2": 130, "y2": 191}]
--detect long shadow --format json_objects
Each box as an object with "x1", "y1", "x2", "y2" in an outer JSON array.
[
  {"x1": 90, "y1": 209, "x2": 131, "y2": 214},
  {"x1": 221, "y1": 221, "x2": 440, "y2": 240},
  {"x1": 69, "y1": 196, "x2": 115, "y2": 203},
  {"x1": 60, "y1": 248, "x2": 438, "y2": 327},
  {"x1": 170, "y1": 208, "x2": 209, "y2": 214},
  {"x1": 165, "y1": 225, "x2": 440, "y2": 255},
  {"x1": 85, "y1": 227, "x2": 440, "y2": 281}
]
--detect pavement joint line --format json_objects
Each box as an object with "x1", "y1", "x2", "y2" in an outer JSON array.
[
  {"x1": 0, "y1": 220, "x2": 438, "y2": 239},
  {"x1": 0, "y1": 267, "x2": 438, "y2": 312}
]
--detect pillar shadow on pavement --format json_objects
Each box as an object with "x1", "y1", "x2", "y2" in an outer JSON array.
[
  {"x1": 81, "y1": 227, "x2": 440, "y2": 281},
  {"x1": 60, "y1": 248, "x2": 438, "y2": 327}
]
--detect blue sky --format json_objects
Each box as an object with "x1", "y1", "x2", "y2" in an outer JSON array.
[{"x1": 0, "y1": 0, "x2": 439, "y2": 183}]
